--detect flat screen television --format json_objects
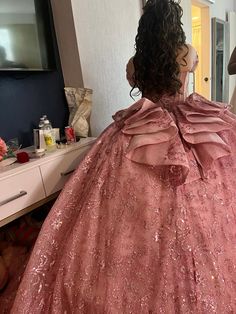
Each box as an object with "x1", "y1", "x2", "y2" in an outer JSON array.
[{"x1": 0, "y1": 0, "x2": 56, "y2": 71}]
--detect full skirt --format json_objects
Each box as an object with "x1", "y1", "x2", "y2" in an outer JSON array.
[{"x1": 11, "y1": 94, "x2": 236, "y2": 313}]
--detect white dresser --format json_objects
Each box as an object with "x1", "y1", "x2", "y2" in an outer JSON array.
[{"x1": 0, "y1": 138, "x2": 96, "y2": 227}]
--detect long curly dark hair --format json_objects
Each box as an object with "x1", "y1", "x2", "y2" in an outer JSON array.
[{"x1": 132, "y1": 0, "x2": 187, "y2": 99}]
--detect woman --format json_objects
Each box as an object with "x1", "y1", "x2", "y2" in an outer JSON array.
[
  {"x1": 228, "y1": 46, "x2": 236, "y2": 112},
  {"x1": 12, "y1": 0, "x2": 236, "y2": 313}
]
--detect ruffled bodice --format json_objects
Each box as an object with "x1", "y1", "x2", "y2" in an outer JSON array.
[{"x1": 113, "y1": 93, "x2": 235, "y2": 186}]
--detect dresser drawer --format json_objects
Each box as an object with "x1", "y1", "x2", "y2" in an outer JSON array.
[
  {"x1": 0, "y1": 167, "x2": 45, "y2": 221},
  {"x1": 40, "y1": 146, "x2": 89, "y2": 196}
]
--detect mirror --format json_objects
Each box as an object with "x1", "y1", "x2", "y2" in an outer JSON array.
[{"x1": 211, "y1": 18, "x2": 230, "y2": 102}]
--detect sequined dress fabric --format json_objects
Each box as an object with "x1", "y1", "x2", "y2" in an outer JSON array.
[
  {"x1": 11, "y1": 63, "x2": 236, "y2": 313},
  {"x1": 10, "y1": 92, "x2": 236, "y2": 313}
]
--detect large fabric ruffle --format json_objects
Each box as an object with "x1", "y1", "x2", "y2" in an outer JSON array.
[{"x1": 113, "y1": 93, "x2": 233, "y2": 186}]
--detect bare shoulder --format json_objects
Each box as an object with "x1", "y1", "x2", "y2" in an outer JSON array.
[{"x1": 186, "y1": 43, "x2": 197, "y2": 53}]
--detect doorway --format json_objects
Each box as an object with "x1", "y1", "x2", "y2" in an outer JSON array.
[{"x1": 191, "y1": 1, "x2": 211, "y2": 99}]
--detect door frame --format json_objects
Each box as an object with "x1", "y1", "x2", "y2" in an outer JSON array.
[{"x1": 191, "y1": 0, "x2": 211, "y2": 99}]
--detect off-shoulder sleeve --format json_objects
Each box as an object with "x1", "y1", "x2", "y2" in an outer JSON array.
[{"x1": 178, "y1": 44, "x2": 199, "y2": 73}]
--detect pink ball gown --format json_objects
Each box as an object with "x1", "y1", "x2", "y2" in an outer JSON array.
[{"x1": 11, "y1": 47, "x2": 236, "y2": 313}]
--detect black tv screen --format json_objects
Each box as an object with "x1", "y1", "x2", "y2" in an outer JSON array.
[{"x1": 0, "y1": 0, "x2": 56, "y2": 71}]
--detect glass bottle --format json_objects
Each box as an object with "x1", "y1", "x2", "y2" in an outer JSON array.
[
  {"x1": 38, "y1": 117, "x2": 45, "y2": 129},
  {"x1": 43, "y1": 120, "x2": 56, "y2": 151}
]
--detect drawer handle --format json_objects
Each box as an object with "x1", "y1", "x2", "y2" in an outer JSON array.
[
  {"x1": 0, "y1": 190, "x2": 27, "y2": 206},
  {"x1": 60, "y1": 169, "x2": 75, "y2": 176}
]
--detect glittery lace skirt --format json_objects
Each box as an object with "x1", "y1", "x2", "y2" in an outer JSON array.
[{"x1": 11, "y1": 95, "x2": 236, "y2": 313}]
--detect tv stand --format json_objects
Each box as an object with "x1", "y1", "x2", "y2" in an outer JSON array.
[{"x1": 0, "y1": 138, "x2": 95, "y2": 227}]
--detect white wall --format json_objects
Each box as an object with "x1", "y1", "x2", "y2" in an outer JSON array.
[
  {"x1": 71, "y1": 0, "x2": 141, "y2": 136},
  {"x1": 210, "y1": 0, "x2": 235, "y2": 20},
  {"x1": 181, "y1": 0, "x2": 192, "y2": 43}
]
